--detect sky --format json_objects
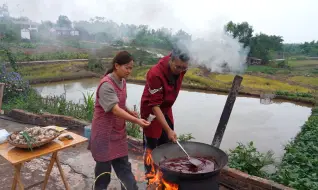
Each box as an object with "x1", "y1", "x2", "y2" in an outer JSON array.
[{"x1": 1, "y1": 0, "x2": 317, "y2": 43}]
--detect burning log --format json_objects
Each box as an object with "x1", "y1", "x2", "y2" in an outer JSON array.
[{"x1": 145, "y1": 148, "x2": 179, "y2": 190}]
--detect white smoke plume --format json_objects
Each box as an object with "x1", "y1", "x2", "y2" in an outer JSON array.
[
  {"x1": 180, "y1": 29, "x2": 250, "y2": 74},
  {"x1": 5, "y1": 0, "x2": 250, "y2": 73}
]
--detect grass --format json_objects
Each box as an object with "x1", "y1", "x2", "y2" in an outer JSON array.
[
  {"x1": 246, "y1": 65, "x2": 280, "y2": 74},
  {"x1": 2, "y1": 90, "x2": 89, "y2": 120},
  {"x1": 184, "y1": 68, "x2": 311, "y2": 93},
  {"x1": 288, "y1": 76, "x2": 318, "y2": 87},
  {"x1": 288, "y1": 60, "x2": 318, "y2": 67},
  {"x1": 130, "y1": 65, "x2": 152, "y2": 80},
  {"x1": 17, "y1": 62, "x2": 89, "y2": 81}
]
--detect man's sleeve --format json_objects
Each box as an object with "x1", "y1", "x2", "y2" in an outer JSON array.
[
  {"x1": 147, "y1": 75, "x2": 164, "y2": 107},
  {"x1": 98, "y1": 82, "x2": 119, "y2": 112}
]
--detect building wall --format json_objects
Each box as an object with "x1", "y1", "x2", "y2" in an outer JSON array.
[{"x1": 21, "y1": 29, "x2": 31, "y2": 40}]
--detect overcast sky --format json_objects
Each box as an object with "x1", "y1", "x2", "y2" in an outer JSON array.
[{"x1": 2, "y1": 0, "x2": 317, "y2": 43}]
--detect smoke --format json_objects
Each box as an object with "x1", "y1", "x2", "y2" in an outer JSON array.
[
  {"x1": 176, "y1": 28, "x2": 249, "y2": 74},
  {"x1": 5, "y1": 0, "x2": 250, "y2": 73}
]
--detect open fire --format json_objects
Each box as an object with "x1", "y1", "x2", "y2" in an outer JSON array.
[{"x1": 145, "y1": 148, "x2": 179, "y2": 190}]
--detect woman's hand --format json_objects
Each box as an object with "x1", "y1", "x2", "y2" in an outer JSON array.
[
  {"x1": 131, "y1": 111, "x2": 139, "y2": 118},
  {"x1": 167, "y1": 129, "x2": 177, "y2": 143},
  {"x1": 136, "y1": 119, "x2": 151, "y2": 128}
]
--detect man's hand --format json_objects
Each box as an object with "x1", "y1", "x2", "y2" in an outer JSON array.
[{"x1": 167, "y1": 129, "x2": 177, "y2": 143}]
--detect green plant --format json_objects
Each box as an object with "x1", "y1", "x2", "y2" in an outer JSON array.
[
  {"x1": 83, "y1": 91, "x2": 95, "y2": 122},
  {"x1": 87, "y1": 55, "x2": 105, "y2": 73},
  {"x1": 177, "y1": 133, "x2": 195, "y2": 142},
  {"x1": 275, "y1": 90, "x2": 313, "y2": 98},
  {"x1": 271, "y1": 111, "x2": 318, "y2": 190},
  {"x1": 276, "y1": 60, "x2": 289, "y2": 69},
  {"x1": 126, "y1": 122, "x2": 142, "y2": 139},
  {"x1": 21, "y1": 131, "x2": 35, "y2": 151},
  {"x1": 228, "y1": 141, "x2": 275, "y2": 178}
]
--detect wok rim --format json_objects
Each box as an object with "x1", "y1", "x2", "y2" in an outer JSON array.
[{"x1": 151, "y1": 141, "x2": 228, "y2": 176}]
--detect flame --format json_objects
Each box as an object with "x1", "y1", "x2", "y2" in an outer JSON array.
[
  {"x1": 162, "y1": 178, "x2": 179, "y2": 190},
  {"x1": 144, "y1": 148, "x2": 179, "y2": 190},
  {"x1": 144, "y1": 148, "x2": 157, "y2": 180}
]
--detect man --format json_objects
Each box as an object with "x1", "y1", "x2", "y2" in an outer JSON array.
[{"x1": 140, "y1": 46, "x2": 190, "y2": 179}]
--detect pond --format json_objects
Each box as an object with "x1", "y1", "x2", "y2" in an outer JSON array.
[{"x1": 33, "y1": 78, "x2": 312, "y2": 159}]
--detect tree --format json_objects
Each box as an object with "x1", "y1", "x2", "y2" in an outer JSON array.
[
  {"x1": 0, "y1": 4, "x2": 9, "y2": 18},
  {"x1": 39, "y1": 21, "x2": 54, "y2": 31},
  {"x1": 225, "y1": 21, "x2": 254, "y2": 48},
  {"x1": 173, "y1": 29, "x2": 192, "y2": 43},
  {"x1": 56, "y1": 15, "x2": 72, "y2": 28},
  {"x1": 300, "y1": 40, "x2": 318, "y2": 57},
  {"x1": 249, "y1": 33, "x2": 284, "y2": 63}
]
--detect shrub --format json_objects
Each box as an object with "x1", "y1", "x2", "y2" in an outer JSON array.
[
  {"x1": 0, "y1": 64, "x2": 30, "y2": 102},
  {"x1": 87, "y1": 55, "x2": 105, "y2": 73},
  {"x1": 178, "y1": 133, "x2": 195, "y2": 142},
  {"x1": 228, "y1": 141, "x2": 275, "y2": 178},
  {"x1": 271, "y1": 114, "x2": 318, "y2": 189}
]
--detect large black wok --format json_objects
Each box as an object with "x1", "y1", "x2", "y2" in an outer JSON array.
[{"x1": 151, "y1": 141, "x2": 228, "y2": 183}]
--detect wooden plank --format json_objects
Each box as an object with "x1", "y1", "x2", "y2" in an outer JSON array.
[{"x1": 212, "y1": 75, "x2": 243, "y2": 148}]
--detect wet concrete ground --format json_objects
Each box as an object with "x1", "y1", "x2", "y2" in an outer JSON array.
[{"x1": 0, "y1": 116, "x2": 147, "y2": 190}]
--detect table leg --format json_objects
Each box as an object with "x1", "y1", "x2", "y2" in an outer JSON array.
[
  {"x1": 42, "y1": 152, "x2": 70, "y2": 190},
  {"x1": 55, "y1": 154, "x2": 70, "y2": 190},
  {"x1": 42, "y1": 153, "x2": 56, "y2": 190},
  {"x1": 11, "y1": 163, "x2": 24, "y2": 190}
]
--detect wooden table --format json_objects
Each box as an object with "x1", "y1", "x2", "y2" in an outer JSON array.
[{"x1": 0, "y1": 131, "x2": 88, "y2": 190}]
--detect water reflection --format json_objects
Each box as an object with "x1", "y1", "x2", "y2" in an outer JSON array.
[{"x1": 32, "y1": 78, "x2": 312, "y2": 158}]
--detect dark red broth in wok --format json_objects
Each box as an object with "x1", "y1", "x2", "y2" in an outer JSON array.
[{"x1": 159, "y1": 157, "x2": 216, "y2": 174}]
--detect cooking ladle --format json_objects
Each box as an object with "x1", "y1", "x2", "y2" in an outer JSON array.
[{"x1": 176, "y1": 140, "x2": 203, "y2": 167}]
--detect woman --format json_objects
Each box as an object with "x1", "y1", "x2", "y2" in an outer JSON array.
[
  {"x1": 140, "y1": 46, "x2": 190, "y2": 179},
  {"x1": 89, "y1": 51, "x2": 150, "y2": 190}
]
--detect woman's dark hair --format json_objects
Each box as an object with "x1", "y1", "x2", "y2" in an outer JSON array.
[
  {"x1": 171, "y1": 44, "x2": 190, "y2": 62},
  {"x1": 105, "y1": 51, "x2": 134, "y2": 75}
]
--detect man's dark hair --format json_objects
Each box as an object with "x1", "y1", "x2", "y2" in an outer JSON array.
[{"x1": 171, "y1": 44, "x2": 190, "y2": 62}]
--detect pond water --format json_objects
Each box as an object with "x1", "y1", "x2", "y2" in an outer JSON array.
[{"x1": 33, "y1": 78, "x2": 312, "y2": 159}]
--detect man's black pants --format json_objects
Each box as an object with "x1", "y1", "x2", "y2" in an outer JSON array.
[{"x1": 94, "y1": 156, "x2": 138, "y2": 190}]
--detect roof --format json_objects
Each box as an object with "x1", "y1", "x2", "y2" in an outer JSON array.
[{"x1": 12, "y1": 20, "x2": 39, "y2": 26}]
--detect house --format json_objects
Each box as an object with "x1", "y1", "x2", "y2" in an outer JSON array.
[
  {"x1": 246, "y1": 57, "x2": 262, "y2": 65},
  {"x1": 50, "y1": 27, "x2": 79, "y2": 36},
  {"x1": 13, "y1": 20, "x2": 39, "y2": 32},
  {"x1": 12, "y1": 20, "x2": 39, "y2": 40},
  {"x1": 21, "y1": 28, "x2": 30, "y2": 40}
]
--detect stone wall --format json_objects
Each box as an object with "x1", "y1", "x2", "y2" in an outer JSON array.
[
  {"x1": 7, "y1": 109, "x2": 294, "y2": 190},
  {"x1": 8, "y1": 109, "x2": 90, "y2": 128}
]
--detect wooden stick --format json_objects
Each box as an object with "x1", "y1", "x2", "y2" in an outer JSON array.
[
  {"x1": 0, "y1": 83, "x2": 5, "y2": 113},
  {"x1": 42, "y1": 153, "x2": 57, "y2": 190},
  {"x1": 16, "y1": 165, "x2": 24, "y2": 190},
  {"x1": 11, "y1": 163, "x2": 23, "y2": 190},
  {"x1": 212, "y1": 75, "x2": 243, "y2": 148},
  {"x1": 55, "y1": 154, "x2": 70, "y2": 190}
]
